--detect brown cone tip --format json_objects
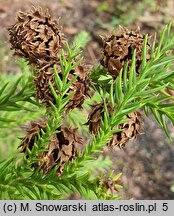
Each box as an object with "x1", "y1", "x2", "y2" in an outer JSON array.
[
  {"x1": 35, "y1": 61, "x2": 91, "y2": 110},
  {"x1": 109, "y1": 111, "x2": 143, "y2": 149},
  {"x1": 100, "y1": 175, "x2": 122, "y2": 195},
  {"x1": 87, "y1": 101, "x2": 113, "y2": 134},
  {"x1": 100, "y1": 26, "x2": 150, "y2": 79},
  {"x1": 8, "y1": 6, "x2": 65, "y2": 65},
  {"x1": 19, "y1": 121, "x2": 46, "y2": 153},
  {"x1": 87, "y1": 102, "x2": 143, "y2": 148},
  {"x1": 19, "y1": 121, "x2": 82, "y2": 175}
]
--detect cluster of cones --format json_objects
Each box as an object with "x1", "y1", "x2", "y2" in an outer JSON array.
[
  {"x1": 9, "y1": 7, "x2": 90, "y2": 109},
  {"x1": 8, "y1": 7, "x2": 148, "y2": 174}
]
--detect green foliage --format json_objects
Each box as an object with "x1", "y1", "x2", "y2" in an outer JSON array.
[
  {"x1": 73, "y1": 31, "x2": 90, "y2": 51},
  {"x1": 0, "y1": 58, "x2": 37, "y2": 114},
  {"x1": 171, "y1": 184, "x2": 174, "y2": 193},
  {"x1": 97, "y1": 1, "x2": 109, "y2": 13},
  {"x1": 0, "y1": 59, "x2": 42, "y2": 159},
  {"x1": 96, "y1": 0, "x2": 158, "y2": 29},
  {"x1": 0, "y1": 24, "x2": 174, "y2": 200},
  {"x1": 0, "y1": 76, "x2": 34, "y2": 112}
]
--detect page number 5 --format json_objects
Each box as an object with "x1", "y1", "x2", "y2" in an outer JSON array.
[{"x1": 162, "y1": 203, "x2": 168, "y2": 211}]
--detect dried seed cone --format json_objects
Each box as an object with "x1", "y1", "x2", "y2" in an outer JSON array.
[
  {"x1": 8, "y1": 7, "x2": 65, "y2": 65},
  {"x1": 87, "y1": 102, "x2": 143, "y2": 148},
  {"x1": 87, "y1": 102, "x2": 113, "y2": 134},
  {"x1": 19, "y1": 121, "x2": 82, "y2": 174},
  {"x1": 35, "y1": 62, "x2": 91, "y2": 110},
  {"x1": 109, "y1": 111, "x2": 143, "y2": 149},
  {"x1": 100, "y1": 26, "x2": 150, "y2": 79}
]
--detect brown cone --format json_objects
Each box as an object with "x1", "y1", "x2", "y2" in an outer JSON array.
[
  {"x1": 8, "y1": 7, "x2": 65, "y2": 66},
  {"x1": 87, "y1": 102, "x2": 143, "y2": 148},
  {"x1": 87, "y1": 101, "x2": 113, "y2": 134},
  {"x1": 19, "y1": 121, "x2": 82, "y2": 174},
  {"x1": 35, "y1": 61, "x2": 91, "y2": 110},
  {"x1": 109, "y1": 111, "x2": 143, "y2": 149},
  {"x1": 100, "y1": 26, "x2": 150, "y2": 79}
]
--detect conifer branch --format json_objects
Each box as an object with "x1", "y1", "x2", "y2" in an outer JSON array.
[
  {"x1": 62, "y1": 23, "x2": 174, "y2": 180},
  {"x1": 1, "y1": 5, "x2": 174, "y2": 200}
]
